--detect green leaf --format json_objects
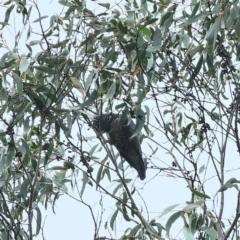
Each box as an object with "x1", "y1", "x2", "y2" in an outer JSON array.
[
  {"x1": 6, "y1": 144, "x2": 15, "y2": 168},
  {"x1": 177, "y1": 112, "x2": 182, "y2": 127},
  {"x1": 152, "y1": 27, "x2": 162, "y2": 46},
  {"x1": 12, "y1": 72, "x2": 23, "y2": 100},
  {"x1": 103, "y1": 167, "x2": 111, "y2": 182},
  {"x1": 206, "y1": 54, "x2": 215, "y2": 77},
  {"x1": 0, "y1": 52, "x2": 8, "y2": 67},
  {"x1": 2, "y1": 4, "x2": 14, "y2": 28},
  {"x1": 194, "y1": 55, "x2": 203, "y2": 75},
  {"x1": 76, "y1": 90, "x2": 98, "y2": 109},
  {"x1": 122, "y1": 204, "x2": 131, "y2": 221},
  {"x1": 183, "y1": 227, "x2": 194, "y2": 240},
  {"x1": 235, "y1": 17, "x2": 240, "y2": 38},
  {"x1": 166, "y1": 211, "x2": 182, "y2": 236},
  {"x1": 206, "y1": 19, "x2": 221, "y2": 54},
  {"x1": 19, "y1": 57, "x2": 29, "y2": 73},
  {"x1": 190, "y1": 2, "x2": 200, "y2": 17},
  {"x1": 49, "y1": 166, "x2": 68, "y2": 171},
  {"x1": 160, "y1": 12, "x2": 173, "y2": 26},
  {"x1": 23, "y1": 116, "x2": 30, "y2": 137},
  {"x1": 212, "y1": 3, "x2": 221, "y2": 13},
  {"x1": 220, "y1": 91, "x2": 229, "y2": 100},
  {"x1": 112, "y1": 183, "x2": 122, "y2": 195},
  {"x1": 188, "y1": 186, "x2": 211, "y2": 199},
  {"x1": 218, "y1": 178, "x2": 240, "y2": 192},
  {"x1": 125, "y1": 43, "x2": 137, "y2": 53},
  {"x1": 129, "y1": 224, "x2": 141, "y2": 236},
  {"x1": 184, "y1": 12, "x2": 210, "y2": 26},
  {"x1": 165, "y1": 123, "x2": 174, "y2": 136},
  {"x1": 158, "y1": 204, "x2": 179, "y2": 218},
  {"x1": 180, "y1": 33, "x2": 190, "y2": 48},
  {"x1": 34, "y1": 66, "x2": 59, "y2": 75},
  {"x1": 0, "y1": 172, "x2": 8, "y2": 188},
  {"x1": 199, "y1": 165, "x2": 205, "y2": 174},
  {"x1": 98, "y1": 3, "x2": 110, "y2": 10},
  {"x1": 122, "y1": 191, "x2": 128, "y2": 203},
  {"x1": 20, "y1": 179, "x2": 30, "y2": 199},
  {"x1": 131, "y1": 108, "x2": 145, "y2": 139},
  {"x1": 1, "y1": 230, "x2": 8, "y2": 240},
  {"x1": 81, "y1": 172, "x2": 89, "y2": 197},
  {"x1": 189, "y1": 213, "x2": 197, "y2": 234},
  {"x1": 52, "y1": 192, "x2": 60, "y2": 214},
  {"x1": 0, "y1": 150, "x2": 6, "y2": 175},
  {"x1": 33, "y1": 15, "x2": 48, "y2": 23},
  {"x1": 29, "y1": 40, "x2": 44, "y2": 46},
  {"x1": 89, "y1": 144, "x2": 99, "y2": 155},
  {"x1": 52, "y1": 39, "x2": 69, "y2": 48},
  {"x1": 58, "y1": 121, "x2": 71, "y2": 136},
  {"x1": 140, "y1": 18, "x2": 158, "y2": 29},
  {"x1": 26, "y1": 26, "x2": 31, "y2": 41},
  {"x1": 137, "y1": 42, "x2": 148, "y2": 59},
  {"x1": 211, "y1": 112, "x2": 220, "y2": 120},
  {"x1": 105, "y1": 82, "x2": 116, "y2": 99},
  {"x1": 144, "y1": 124, "x2": 153, "y2": 137},
  {"x1": 141, "y1": 27, "x2": 151, "y2": 36},
  {"x1": 35, "y1": 207, "x2": 42, "y2": 235},
  {"x1": 118, "y1": 21, "x2": 127, "y2": 34},
  {"x1": 183, "y1": 203, "x2": 203, "y2": 212},
  {"x1": 96, "y1": 164, "x2": 104, "y2": 189},
  {"x1": 44, "y1": 141, "x2": 54, "y2": 166},
  {"x1": 1, "y1": 88, "x2": 7, "y2": 100},
  {"x1": 144, "y1": 105, "x2": 150, "y2": 124},
  {"x1": 110, "y1": 209, "x2": 118, "y2": 230},
  {"x1": 21, "y1": 139, "x2": 34, "y2": 158},
  {"x1": 147, "y1": 53, "x2": 154, "y2": 69},
  {"x1": 64, "y1": 6, "x2": 76, "y2": 19},
  {"x1": 200, "y1": 227, "x2": 217, "y2": 240}
]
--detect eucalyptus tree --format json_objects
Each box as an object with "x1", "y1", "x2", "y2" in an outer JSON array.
[{"x1": 0, "y1": 0, "x2": 240, "y2": 239}]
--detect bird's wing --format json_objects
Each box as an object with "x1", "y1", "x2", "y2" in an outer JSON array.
[
  {"x1": 120, "y1": 119, "x2": 146, "y2": 180},
  {"x1": 122, "y1": 119, "x2": 142, "y2": 155},
  {"x1": 105, "y1": 115, "x2": 146, "y2": 180}
]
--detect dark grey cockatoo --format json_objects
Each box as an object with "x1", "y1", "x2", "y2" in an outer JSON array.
[{"x1": 93, "y1": 113, "x2": 146, "y2": 180}]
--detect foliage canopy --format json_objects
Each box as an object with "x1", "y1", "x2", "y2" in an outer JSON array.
[{"x1": 1, "y1": 0, "x2": 240, "y2": 239}]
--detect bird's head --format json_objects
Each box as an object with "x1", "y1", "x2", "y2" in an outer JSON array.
[{"x1": 93, "y1": 114, "x2": 114, "y2": 133}]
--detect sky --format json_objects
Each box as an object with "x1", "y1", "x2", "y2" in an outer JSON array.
[{"x1": 0, "y1": 1, "x2": 240, "y2": 240}]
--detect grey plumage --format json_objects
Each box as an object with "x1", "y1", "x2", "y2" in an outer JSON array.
[{"x1": 93, "y1": 113, "x2": 146, "y2": 180}]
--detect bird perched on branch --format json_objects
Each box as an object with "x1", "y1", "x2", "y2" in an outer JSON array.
[{"x1": 93, "y1": 113, "x2": 146, "y2": 180}]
